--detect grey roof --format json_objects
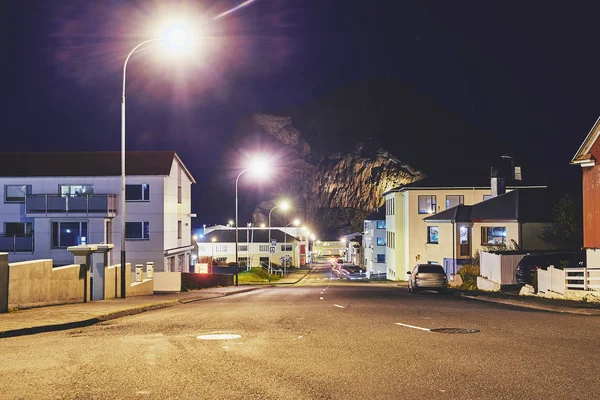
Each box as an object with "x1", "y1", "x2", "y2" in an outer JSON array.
[
  {"x1": 201, "y1": 229, "x2": 298, "y2": 243},
  {"x1": 0, "y1": 151, "x2": 195, "y2": 183},
  {"x1": 424, "y1": 188, "x2": 556, "y2": 223},
  {"x1": 423, "y1": 205, "x2": 473, "y2": 222}
]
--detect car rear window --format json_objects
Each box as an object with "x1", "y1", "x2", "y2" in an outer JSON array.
[{"x1": 418, "y1": 265, "x2": 445, "y2": 273}]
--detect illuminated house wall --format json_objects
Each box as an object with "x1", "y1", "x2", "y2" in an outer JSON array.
[{"x1": 0, "y1": 152, "x2": 195, "y2": 273}]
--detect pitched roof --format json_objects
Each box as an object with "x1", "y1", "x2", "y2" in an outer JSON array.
[
  {"x1": 424, "y1": 188, "x2": 555, "y2": 223},
  {"x1": 201, "y1": 229, "x2": 298, "y2": 243},
  {"x1": 0, "y1": 151, "x2": 195, "y2": 182},
  {"x1": 423, "y1": 204, "x2": 472, "y2": 222},
  {"x1": 571, "y1": 115, "x2": 600, "y2": 165}
]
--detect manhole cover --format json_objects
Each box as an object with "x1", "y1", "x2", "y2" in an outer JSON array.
[
  {"x1": 196, "y1": 334, "x2": 242, "y2": 340},
  {"x1": 430, "y1": 328, "x2": 480, "y2": 334}
]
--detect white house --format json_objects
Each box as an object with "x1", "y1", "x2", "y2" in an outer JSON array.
[
  {"x1": 198, "y1": 226, "x2": 301, "y2": 268},
  {"x1": 363, "y1": 207, "x2": 386, "y2": 278},
  {"x1": 0, "y1": 151, "x2": 195, "y2": 272}
]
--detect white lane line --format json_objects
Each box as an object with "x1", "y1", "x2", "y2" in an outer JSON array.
[
  {"x1": 334, "y1": 304, "x2": 345, "y2": 309},
  {"x1": 320, "y1": 297, "x2": 324, "y2": 300},
  {"x1": 395, "y1": 323, "x2": 431, "y2": 332}
]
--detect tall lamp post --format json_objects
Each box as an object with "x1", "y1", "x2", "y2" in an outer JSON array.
[
  {"x1": 284, "y1": 219, "x2": 300, "y2": 274},
  {"x1": 234, "y1": 159, "x2": 269, "y2": 286},
  {"x1": 268, "y1": 201, "x2": 289, "y2": 278},
  {"x1": 120, "y1": 28, "x2": 189, "y2": 298}
]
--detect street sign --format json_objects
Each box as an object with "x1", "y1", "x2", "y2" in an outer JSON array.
[
  {"x1": 270, "y1": 246, "x2": 275, "y2": 253},
  {"x1": 271, "y1": 239, "x2": 277, "y2": 246}
]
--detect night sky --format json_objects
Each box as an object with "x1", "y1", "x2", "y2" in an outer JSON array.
[{"x1": 4, "y1": 0, "x2": 600, "y2": 232}]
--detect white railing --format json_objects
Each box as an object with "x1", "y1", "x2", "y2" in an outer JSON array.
[{"x1": 565, "y1": 267, "x2": 600, "y2": 291}]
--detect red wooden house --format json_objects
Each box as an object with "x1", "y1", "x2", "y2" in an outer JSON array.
[{"x1": 571, "y1": 116, "x2": 600, "y2": 265}]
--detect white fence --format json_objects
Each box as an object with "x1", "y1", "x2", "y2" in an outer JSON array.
[
  {"x1": 538, "y1": 266, "x2": 566, "y2": 295},
  {"x1": 480, "y1": 252, "x2": 525, "y2": 285},
  {"x1": 538, "y1": 266, "x2": 600, "y2": 295}
]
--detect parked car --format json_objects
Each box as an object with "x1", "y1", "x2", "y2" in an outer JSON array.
[
  {"x1": 339, "y1": 265, "x2": 366, "y2": 280},
  {"x1": 407, "y1": 264, "x2": 447, "y2": 294},
  {"x1": 515, "y1": 251, "x2": 585, "y2": 285}
]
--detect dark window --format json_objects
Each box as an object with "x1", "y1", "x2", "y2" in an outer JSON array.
[
  {"x1": 177, "y1": 186, "x2": 182, "y2": 204},
  {"x1": 377, "y1": 254, "x2": 385, "y2": 263},
  {"x1": 281, "y1": 244, "x2": 292, "y2": 251},
  {"x1": 481, "y1": 226, "x2": 506, "y2": 245},
  {"x1": 418, "y1": 195, "x2": 436, "y2": 214},
  {"x1": 427, "y1": 226, "x2": 439, "y2": 244},
  {"x1": 126, "y1": 184, "x2": 150, "y2": 201},
  {"x1": 238, "y1": 245, "x2": 248, "y2": 252},
  {"x1": 5, "y1": 222, "x2": 32, "y2": 236},
  {"x1": 376, "y1": 237, "x2": 386, "y2": 246},
  {"x1": 446, "y1": 195, "x2": 464, "y2": 210},
  {"x1": 51, "y1": 221, "x2": 88, "y2": 248},
  {"x1": 126, "y1": 222, "x2": 150, "y2": 240},
  {"x1": 376, "y1": 220, "x2": 386, "y2": 229},
  {"x1": 5, "y1": 185, "x2": 31, "y2": 203},
  {"x1": 177, "y1": 221, "x2": 182, "y2": 239}
]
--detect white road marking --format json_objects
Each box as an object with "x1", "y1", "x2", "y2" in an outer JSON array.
[
  {"x1": 395, "y1": 323, "x2": 431, "y2": 332},
  {"x1": 334, "y1": 304, "x2": 345, "y2": 308},
  {"x1": 320, "y1": 297, "x2": 324, "y2": 300}
]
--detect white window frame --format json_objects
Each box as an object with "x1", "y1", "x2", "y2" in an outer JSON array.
[
  {"x1": 51, "y1": 221, "x2": 88, "y2": 248},
  {"x1": 5, "y1": 185, "x2": 31, "y2": 203}
]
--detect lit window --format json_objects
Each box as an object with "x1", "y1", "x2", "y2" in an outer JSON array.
[
  {"x1": 259, "y1": 245, "x2": 269, "y2": 252},
  {"x1": 376, "y1": 220, "x2": 386, "y2": 229},
  {"x1": 59, "y1": 185, "x2": 94, "y2": 197},
  {"x1": 376, "y1": 237, "x2": 386, "y2": 246},
  {"x1": 126, "y1": 184, "x2": 150, "y2": 201},
  {"x1": 418, "y1": 195, "x2": 436, "y2": 214},
  {"x1": 427, "y1": 226, "x2": 439, "y2": 244},
  {"x1": 125, "y1": 222, "x2": 150, "y2": 240},
  {"x1": 215, "y1": 245, "x2": 227, "y2": 252},
  {"x1": 481, "y1": 226, "x2": 506, "y2": 245},
  {"x1": 446, "y1": 195, "x2": 464, "y2": 210},
  {"x1": 52, "y1": 221, "x2": 88, "y2": 248}
]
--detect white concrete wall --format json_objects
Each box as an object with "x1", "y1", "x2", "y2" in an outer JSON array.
[
  {"x1": 154, "y1": 271, "x2": 181, "y2": 292},
  {"x1": 197, "y1": 240, "x2": 299, "y2": 268}
]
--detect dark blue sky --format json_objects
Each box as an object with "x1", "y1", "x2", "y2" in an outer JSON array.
[{"x1": 4, "y1": 0, "x2": 600, "y2": 227}]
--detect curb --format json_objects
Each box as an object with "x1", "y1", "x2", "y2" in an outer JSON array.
[
  {"x1": 0, "y1": 288, "x2": 263, "y2": 339},
  {"x1": 460, "y1": 294, "x2": 600, "y2": 316}
]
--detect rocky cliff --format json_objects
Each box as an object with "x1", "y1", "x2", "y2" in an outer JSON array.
[{"x1": 248, "y1": 114, "x2": 424, "y2": 236}]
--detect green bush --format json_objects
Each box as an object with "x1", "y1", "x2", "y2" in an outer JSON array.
[{"x1": 458, "y1": 264, "x2": 480, "y2": 291}]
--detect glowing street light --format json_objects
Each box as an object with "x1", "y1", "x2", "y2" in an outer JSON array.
[
  {"x1": 234, "y1": 156, "x2": 271, "y2": 286},
  {"x1": 119, "y1": 24, "x2": 192, "y2": 298}
]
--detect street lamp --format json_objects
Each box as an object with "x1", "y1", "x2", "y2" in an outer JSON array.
[
  {"x1": 284, "y1": 219, "x2": 300, "y2": 274},
  {"x1": 120, "y1": 26, "x2": 191, "y2": 298},
  {"x1": 268, "y1": 201, "x2": 290, "y2": 279},
  {"x1": 234, "y1": 157, "x2": 270, "y2": 286}
]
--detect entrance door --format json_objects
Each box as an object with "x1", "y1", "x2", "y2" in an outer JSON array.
[{"x1": 459, "y1": 225, "x2": 470, "y2": 257}]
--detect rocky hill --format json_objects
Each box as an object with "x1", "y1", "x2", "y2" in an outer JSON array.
[{"x1": 247, "y1": 114, "x2": 423, "y2": 236}]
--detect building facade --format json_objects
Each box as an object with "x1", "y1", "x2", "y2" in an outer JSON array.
[
  {"x1": 198, "y1": 227, "x2": 301, "y2": 268},
  {"x1": 382, "y1": 182, "x2": 492, "y2": 281},
  {"x1": 363, "y1": 207, "x2": 386, "y2": 278},
  {"x1": 0, "y1": 151, "x2": 195, "y2": 272}
]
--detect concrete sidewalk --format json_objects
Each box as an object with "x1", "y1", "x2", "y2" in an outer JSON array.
[{"x1": 0, "y1": 286, "x2": 263, "y2": 339}]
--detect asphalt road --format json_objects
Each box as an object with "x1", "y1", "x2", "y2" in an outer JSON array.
[{"x1": 1, "y1": 262, "x2": 599, "y2": 399}]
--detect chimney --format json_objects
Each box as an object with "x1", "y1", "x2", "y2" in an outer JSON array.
[{"x1": 490, "y1": 168, "x2": 506, "y2": 198}]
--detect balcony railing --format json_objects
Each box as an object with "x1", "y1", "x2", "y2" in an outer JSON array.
[
  {"x1": 0, "y1": 234, "x2": 34, "y2": 253},
  {"x1": 25, "y1": 194, "x2": 117, "y2": 216}
]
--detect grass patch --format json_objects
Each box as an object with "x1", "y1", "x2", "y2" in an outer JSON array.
[{"x1": 237, "y1": 268, "x2": 282, "y2": 284}]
